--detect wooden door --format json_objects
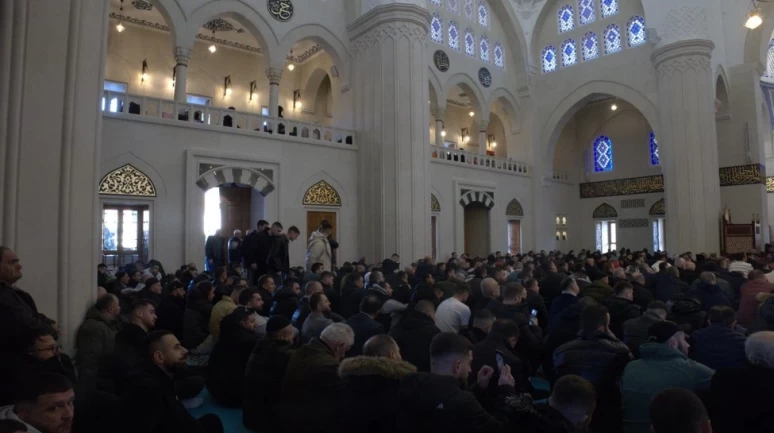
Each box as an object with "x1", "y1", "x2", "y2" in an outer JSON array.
[
  {"x1": 431, "y1": 216, "x2": 438, "y2": 260},
  {"x1": 508, "y1": 220, "x2": 521, "y2": 255},
  {"x1": 220, "y1": 186, "x2": 251, "y2": 259},
  {"x1": 306, "y1": 211, "x2": 337, "y2": 241},
  {"x1": 464, "y1": 203, "x2": 490, "y2": 257}
]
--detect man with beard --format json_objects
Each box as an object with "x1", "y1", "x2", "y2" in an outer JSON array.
[
  {"x1": 119, "y1": 331, "x2": 223, "y2": 433},
  {"x1": 397, "y1": 333, "x2": 516, "y2": 433}
]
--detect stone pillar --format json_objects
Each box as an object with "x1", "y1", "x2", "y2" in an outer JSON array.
[
  {"x1": 173, "y1": 47, "x2": 191, "y2": 102},
  {"x1": 652, "y1": 38, "x2": 721, "y2": 253},
  {"x1": 478, "y1": 119, "x2": 488, "y2": 155},
  {"x1": 432, "y1": 108, "x2": 445, "y2": 147},
  {"x1": 266, "y1": 67, "x2": 283, "y2": 118},
  {"x1": 1, "y1": 0, "x2": 109, "y2": 351},
  {"x1": 350, "y1": 4, "x2": 431, "y2": 262}
]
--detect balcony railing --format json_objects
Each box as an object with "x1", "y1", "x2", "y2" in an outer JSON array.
[
  {"x1": 101, "y1": 91, "x2": 355, "y2": 147},
  {"x1": 429, "y1": 145, "x2": 530, "y2": 176}
]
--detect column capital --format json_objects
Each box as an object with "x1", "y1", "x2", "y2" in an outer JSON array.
[
  {"x1": 265, "y1": 67, "x2": 283, "y2": 85},
  {"x1": 651, "y1": 39, "x2": 714, "y2": 79},
  {"x1": 174, "y1": 47, "x2": 192, "y2": 66},
  {"x1": 348, "y1": 3, "x2": 430, "y2": 59},
  {"x1": 477, "y1": 119, "x2": 489, "y2": 132},
  {"x1": 432, "y1": 108, "x2": 446, "y2": 121}
]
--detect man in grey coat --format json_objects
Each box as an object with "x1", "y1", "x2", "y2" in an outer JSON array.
[
  {"x1": 302, "y1": 292, "x2": 334, "y2": 343},
  {"x1": 75, "y1": 294, "x2": 122, "y2": 390}
]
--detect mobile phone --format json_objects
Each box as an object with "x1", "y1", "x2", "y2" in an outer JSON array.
[
  {"x1": 495, "y1": 351, "x2": 504, "y2": 372},
  {"x1": 530, "y1": 309, "x2": 537, "y2": 318}
]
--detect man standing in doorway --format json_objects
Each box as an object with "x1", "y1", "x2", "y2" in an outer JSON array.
[
  {"x1": 243, "y1": 220, "x2": 270, "y2": 286},
  {"x1": 306, "y1": 221, "x2": 333, "y2": 272},
  {"x1": 228, "y1": 230, "x2": 243, "y2": 271},
  {"x1": 205, "y1": 229, "x2": 225, "y2": 273}
]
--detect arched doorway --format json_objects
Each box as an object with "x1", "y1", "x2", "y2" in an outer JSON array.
[{"x1": 460, "y1": 190, "x2": 494, "y2": 256}]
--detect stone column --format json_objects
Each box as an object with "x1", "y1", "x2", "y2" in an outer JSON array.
[
  {"x1": 478, "y1": 119, "x2": 488, "y2": 155},
  {"x1": 265, "y1": 68, "x2": 283, "y2": 118},
  {"x1": 652, "y1": 36, "x2": 720, "y2": 253},
  {"x1": 432, "y1": 108, "x2": 445, "y2": 147},
  {"x1": 350, "y1": 4, "x2": 431, "y2": 262},
  {"x1": 173, "y1": 47, "x2": 191, "y2": 102},
  {"x1": 1, "y1": 0, "x2": 109, "y2": 351}
]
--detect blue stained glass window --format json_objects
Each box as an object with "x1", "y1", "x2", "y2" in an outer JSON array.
[
  {"x1": 480, "y1": 36, "x2": 490, "y2": 63},
  {"x1": 601, "y1": 0, "x2": 618, "y2": 17},
  {"x1": 431, "y1": 14, "x2": 443, "y2": 44},
  {"x1": 650, "y1": 132, "x2": 659, "y2": 165},
  {"x1": 448, "y1": 0, "x2": 459, "y2": 13},
  {"x1": 593, "y1": 136, "x2": 613, "y2": 172},
  {"x1": 604, "y1": 24, "x2": 622, "y2": 55},
  {"x1": 582, "y1": 32, "x2": 599, "y2": 61},
  {"x1": 767, "y1": 40, "x2": 774, "y2": 78},
  {"x1": 578, "y1": 0, "x2": 595, "y2": 25},
  {"x1": 627, "y1": 16, "x2": 646, "y2": 47},
  {"x1": 465, "y1": 29, "x2": 476, "y2": 57},
  {"x1": 478, "y1": 1, "x2": 489, "y2": 27},
  {"x1": 561, "y1": 39, "x2": 577, "y2": 67},
  {"x1": 542, "y1": 46, "x2": 557, "y2": 74},
  {"x1": 449, "y1": 21, "x2": 460, "y2": 51},
  {"x1": 494, "y1": 42, "x2": 504, "y2": 68},
  {"x1": 431, "y1": 0, "x2": 441, "y2": 5},
  {"x1": 464, "y1": 0, "x2": 474, "y2": 20},
  {"x1": 558, "y1": 5, "x2": 575, "y2": 33}
]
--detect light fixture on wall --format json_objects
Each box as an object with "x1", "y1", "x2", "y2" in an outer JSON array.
[
  {"x1": 293, "y1": 89, "x2": 302, "y2": 110},
  {"x1": 469, "y1": 111, "x2": 475, "y2": 117},
  {"x1": 288, "y1": 49, "x2": 296, "y2": 71},
  {"x1": 611, "y1": 103, "x2": 618, "y2": 111},
  {"x1": 224, "y1": 75, "x2": 232, "y2": 97},
  {"x1": 440, "y1": 121, "x2": 447, "y2": 137},
  {"x1": 249, "y1": 81, "x2": 258, "y2": 101},
  {"x1": 172, "y1": 67, "x2": 176, "y2": 88},
  {"x1": 288, "y1": 63, "x2": 295, "y2": 71},
  {"x1": 141, "y1": 59, "x2": 149, "y2": 83},
  {"x1": 462, "y1": 127, "x2": 470, "y2": 143},
  {"x1": 745, "y1": 0, "x2": 763, "y2": 29},
  {"x1": 116, "y1": 0, "x2": 125, "y2": 33},
  {"x1": 488, "y1": 134, "x2": 497, "y2": 148},
  {"x1": 209, "y1": 30, "x2": 217, "y2": 53}
]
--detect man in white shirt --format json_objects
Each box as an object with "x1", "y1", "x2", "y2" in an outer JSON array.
[
  {"x1": 728, "y1": 253, "x2": 753, "y2": 278},
  {"x1": 435, "y1": 284, "x2": 471, "y2": 333}
]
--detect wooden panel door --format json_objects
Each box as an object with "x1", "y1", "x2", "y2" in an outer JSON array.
[
  {"x1": 306, "y1": 211, "x2": 337, "y2": 241},
  {"x1": 220, "y1": 186, "x2": 251, "y2": 259},
  {"x1": 508, "y1": 220, "x2": 521, "y2": 255}
]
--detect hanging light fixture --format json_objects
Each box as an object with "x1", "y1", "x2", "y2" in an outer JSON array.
[
  {"x1": 745, "y1": 1, "x2": 763, "y2": 29},
  {"x1": 249, "y1": 80, "x2": 258, "y2": 101},
  {"x1": 469, "y1": 111, "x2": 475, "y2": 117},
  {"x1": 209, "y1": 30, "x2": 217, "y2": 53},
  {"x1": 116, "y1": 0, "x2": 125, "y2": 32},
  {"x1": 440, "y1": 120, "x2": 446, "y2": 137},
  {"x1": 224, "y1": 75, "x2": 232, "y2": 96},
  {"x1": 141, "y1": 59, "x2": 149, "y2": 82},
  {"x1": 288, "y1": 49, "x2": 295, "y2": 70}
]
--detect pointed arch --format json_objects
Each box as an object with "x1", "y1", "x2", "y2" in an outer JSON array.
[
  {"x1": 649, "y1": 199, "x2": 665, "y2": 216},
  {"x1": 303, "y1": 180, "x2": 342, "y2": 206},
  {"x1": 302, "y1": 68, "x2": 332, "y2": 114},
  {"x1": 506, "y1": 198, "x2": 524, "y2": 217},
  {"x1": 278, "y1": 24, "x2": 352, "y2": 88},
  {"x1": 99, "y1": 164, "x2": 157, "y2": 197},
  {"x1": 486, "y1": 87, "x2": 522, "y2": 134},
  {"x1": 443, "y1": 72, "x2": 486, "y2": 117},
  {"x1": 592, "y1": 203, "x2": 618, "y2": 219},
  {"x1": 100, "y1": 152, "x2": 167, "y2": 199}
]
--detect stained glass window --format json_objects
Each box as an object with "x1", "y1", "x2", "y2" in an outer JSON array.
[
  {"x1": 767, "y1": 40, "x2": 774, "y2": 78},
  {"x1": 604, "y1": 24, "x2": 622, "y2": 55},
  {"x1": 593, "y1": 135, "x2": 613, "y2": 172},
  {"x1": 480, "y1": 35, "x2": 490, "y2": 63},
  {"x1": 627, "y1": 16, "x2": 646, "y2": 47},
  {"x1": 449, "y1": 21, "x2": 460, "y2": 51},
  {"x1": 464, "y1": 0, "x2": 474, "y2": 20},
  {"x1": 582, "y1": 32, "x2": 599, "y2": 61},
  {"x1": 494, "y1": 42, "x2": 504, "y2": 68},
  {"x1": 542, "y1": 46, "x2": 557, "y2": 74},
  {"x1": 601, "y1": 0, "x2": 618, "y2": 18},
  {"x1": 478, "y1": 1, "x2": 489, "y2": 27},
  {"x1": 650, "y1": 132, "x2": 659, "y2": 165},
  {"x1": 448, "y1": 0, "x2": 459, "y2": 14},
  {"x1": 465, "y1": 29, "x2": 475, "y2": 57},
  {"x1": 431, "y1": 14, "x2": 443, "y2": 44},
  {"x1": 578, "y1": 0, "x2": 595, "y2": 25},
  {"x1": 561, "y1": 39, "x2": 577, "y2": 67},
  {"x1": 431, "y1": 0, "x2": 441, "y2": 5},
  {"x1": 558, "y1": 5, "x2": 575, "y2": 33}
]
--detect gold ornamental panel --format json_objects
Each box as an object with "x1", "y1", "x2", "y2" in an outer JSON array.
[
  {"x1": 592, "y1": 203, "x2": 618, "y2": 219},
  {"x1": 431, "y1": 194, "x2": 441, "y2": 212},
  {"x1": 303, "y1": 180, "x2": 341, "y2": 206},
  {"x1": 580, "y1": 175, "x2": 664, "y2": 199},
  {"x1": 99, "y1": 164, "x2": 157, "y2": 197},
  {"x1": 718, "y1": 164, "x2": 765, "y2": 187},
  {"x1": 766, "y1": 176, "x2": 774, "y2": 193},
  {"x1": 649, "y1": 199, "x2": 665, "y2": 216},
  {"x1": 506, "y1": 198, "x2": 524, "y2": 217}
]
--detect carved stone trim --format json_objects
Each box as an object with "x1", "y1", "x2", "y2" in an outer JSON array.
[
  {"x1": 174, "y1": 47, "x2": 191, "y2": 66},
  {"x1": 99, "y1": 164, "x2": 157, "y2": 197},
  {"x1": 619, "y1": 218, "x2": 649, "y2": 229},
  {"x1": 477, "y1": 119, "x2": 489, "y2": 132},
  {"x1": 266, "y1": 67, "x2": 284, "y2": 85},
  {"x1": 303, "y1": 180, "x2": 342, "y2": 206},
  {"x1": 459, "y1": 190, "x2": 494, "y2": 209},
  {"x1": 652, "y1": 39, "x2": 714, "y2": 80},
  {"x1": 431, "y1": 108, "x2": 446, "y2": 120},
  {"x1": 348, "y1": 4, "x2": 430, "y2": 59}
]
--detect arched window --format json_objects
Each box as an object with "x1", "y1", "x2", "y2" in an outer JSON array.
[
  {"x1": 480, "y1": 35, "x2": 490, "y2": 63},
  {"x1": 464, "y1": 0, "x2": 474, "y2": 20},
  {"x1": 448, "y1": 0, "x2": 459, "y2": 14},
  {"x1": 578, "y1": 0, "x2": 595, "y2": 25},
  {"x1": 650, "y1": 132, "x2": 659, "y2": 165},
  {"x1": 603, "y1": 24, "x2": 622, "y2": 55},
  {"x1": 627, "y1": 16, "x2": 646, "y2": 47},
  {"x1": 561, "y1": 39, "x2": 577, "y2": 67},
  {"x1": 593, "y1": 135, "x2": 613, "y2": 172},
  {"x1": 582, "y1": 31, "x2": 599, "y2": 61},
  {"x1": 767, "y1": 40, "x2": 774, "y2": 78},
  {"x1": 494, "y1": 42, "x2": 505, "y2": 68},
  {"x1": 449, "y1": 21, "x2": 460, "y2": 51},
  {"x1": 542, "y1": 46, "x2": 557, "y2": 74},
  {"x1": 601, "y1": 0, "x2": 619, "y2": 18},
  {"x1": 465, "y1": 29, "x2": 476, "y2": 57},
  {"x1": 431, "y1": 14, "x2": 444, "y2": 44},
  {"x1": 478, "y1": 1, "x2": 489, "y2": 27},
  {"x1": 558, "y1": 5, "x2": 575, "y2": 33}
]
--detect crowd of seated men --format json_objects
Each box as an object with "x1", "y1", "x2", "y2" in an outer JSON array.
[{"x1": 3, "y1": 241, "x2": 774, "y2": 433}]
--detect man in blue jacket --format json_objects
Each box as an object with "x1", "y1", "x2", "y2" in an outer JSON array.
[{"x1": 691, "y1": 305, "x2": 747, "y2": 370}]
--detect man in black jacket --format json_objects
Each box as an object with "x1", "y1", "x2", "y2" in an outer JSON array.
[
  {"x1": 345, "y1": 295, "x2": 386, "y2": 357},
  {"x1": 508, "y1": 374, "x2": 597, "y2": 433},
  {"x1": 118, "y1": 330, "x2": 223, "y2": 433},
  {"x1": 603, "y1": 281, "x2": 641, "y2": 339},
  {"x1": 553, "y1": 304, "x2": 632, "y2": 433},
  {"x1": 486, "y1": 283, "x2": 543, "y2": 371},
  {"x1": 390, "y1": 300, "x2": 441, "y2": 372},
  {"x1": 270, "y1": 278, "x2": 301, "y2": 320},
  {"x1": 396, "y1": 332, "x2": 516, "y2": 433},
  {"x1": 109, "y1": 299, "x2": 157, "y2": 394},
  {"x1": 472, "y1": 319, "x2": 530, "y2": 394},
  {"x1": 204, "y1": 230, "x2": 225, "y2": 273},
  {"x1": 155, "y1": 282, "x2": 186, "y2": 341},
  {"x1": 266, "y1": 225, "x2": 300, "y2": 278},
  {"x1": 243, "y1": 220, "x2": 270, "y2": 285},
  {"x1": 460, "y1": 309, "x2": 494, "y2": 345},
  {"x1": 540, "y1": 260, "x2": 568, "y2": 309},
  {"x1": 256, "y1": 275, "x2": 278, "y2": 318},
  {"x1": 0, "y1": 247, "x2": 49, "y2": 349}
]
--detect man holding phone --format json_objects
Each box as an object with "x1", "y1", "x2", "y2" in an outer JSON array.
[{"x1": 473, "y1": 319, "x2": 531, "y2": 393}]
